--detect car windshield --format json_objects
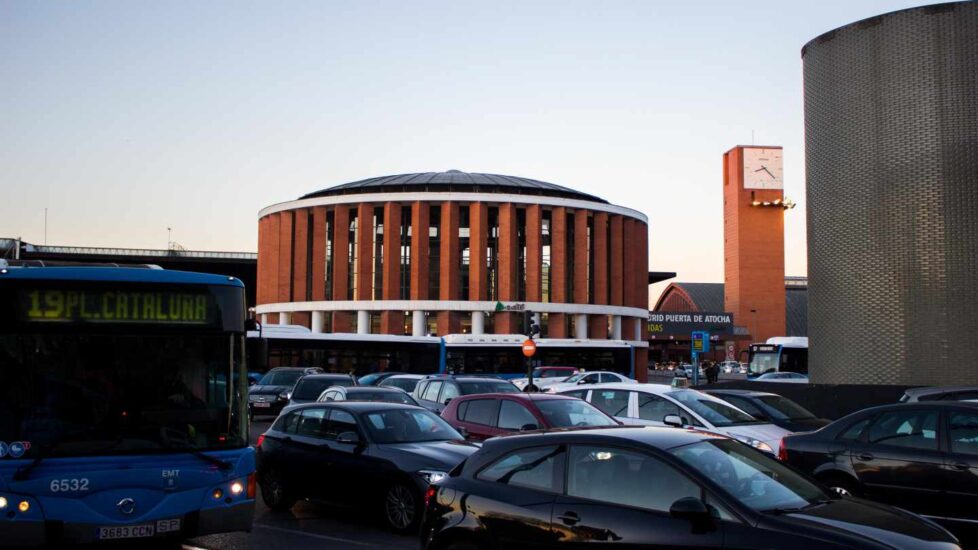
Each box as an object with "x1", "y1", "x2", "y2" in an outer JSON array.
[
  {"x1": 259, "y1": 370, "x2": 303, "y2": 387},
  {"x1": 293, "y1": 378, "x2": 350, "y2": 400},
  {"x1": 671, "y1": 439, "x2": 829, "y2": 512},
  {"x1": 459, "y1": 380, "x2": 519, "y2": 395},
  {"x1": 363, "y1": 408, "x2": 462, "y2": 443},
  {"x1": 381, "y1": 377, "x2": 420, "y2": 392},
  {"x1": 665, "y1": 390, "x2": 760, "y2": 427},
  {"x1": 756, "y1": 395, "x2": 816, "y2": 421},
  {"x1": 358, "y1": 373, "x2": 385, "y2": 385},
  {"x1": 0, "y1": 333, "x2": 246, "y2": 458},
  {"x1": 536, "y1": 399, "x2": 617, "y2": 428},
  {"x1": 347, "y1": 391, "x2": 415, "y2": 405},
  {"x1": 563, "y1": 373, "x2": 586, "y2": 383}
]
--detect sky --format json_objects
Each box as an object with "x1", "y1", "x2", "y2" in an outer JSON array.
[{"x1": 0, "y1": 0, "x2": 936, "y2": 304}]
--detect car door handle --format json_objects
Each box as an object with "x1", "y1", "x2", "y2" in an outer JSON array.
[
  {"x1": 857, "y1": 452, "x2": 874, "y2": 461},
  {"x1": 558, "y1": 512, "x2": 580, "y2": 526},
  {"x1": 952, "y1": 462, "x2": 971, "y2": 471}
]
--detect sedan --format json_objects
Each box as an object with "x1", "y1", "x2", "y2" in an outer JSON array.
[
  {"x1": 257, "y1": 402, "x2": 479, "y2": 533},
  {"x1": 441, "y1": 393, "x2": 618, "y2": 441},
  {"x1": 542, "y1": 371, "x2": 634, "y2": 394},
  {"x1": 780, "y1": 401, "x2": 978, "y2": 539},
  {"x1": 421, "y1": 427, "x2": 960, "y2": 549},
  {"x1": 318, "y1": 385, "x2": 421, "y2": 406},
  {"x1": 705, "y1": 389, "x2": 830, "y2": 432}
]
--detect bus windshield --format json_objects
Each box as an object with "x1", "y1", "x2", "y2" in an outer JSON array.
[
  {"x1": 749, "y1": 351, "x2": 779, "y2": 377},
  {"x1": 0, "y1": 332, "x2": 246, "y2": 458}
]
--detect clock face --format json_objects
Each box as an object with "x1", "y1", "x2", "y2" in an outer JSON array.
[{"x1": 742, "y1": 147, "x2": 783, "y2": 190}]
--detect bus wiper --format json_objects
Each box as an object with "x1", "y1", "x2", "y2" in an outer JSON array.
[
  {"x1": 13, "y1": 430, "x2": 116, "y2": 481},
  {"x1": 158, "y1": 441, "x2": 232, "y2": 471},
  {"x1": 13, "y1": 454, "x2": 45, "y2": 482}
]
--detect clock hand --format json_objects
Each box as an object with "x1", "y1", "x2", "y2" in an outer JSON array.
[
  {"x1": 754, "y1": 167, "x2": 765, "y2": 172},
  {"x1": 763, "y1": 167, "x2": 776, "y2": 178}
]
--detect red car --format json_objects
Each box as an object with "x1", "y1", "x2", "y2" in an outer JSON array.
[{"x1": 440, "y1": 393, "x2": 619, "y2": 441}]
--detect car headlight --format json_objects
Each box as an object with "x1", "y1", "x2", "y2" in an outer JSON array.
[
  {"x1": 732, "y1": 435, "x2": 773, "y2": 453},
  {"x1": 418, "y1": 470, "x2": 448, "y2": 484},
  {"x1": 278, "y1": 391, "x2": 291, "y2": 400}
]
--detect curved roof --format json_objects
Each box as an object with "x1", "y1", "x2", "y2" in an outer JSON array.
[{"x1": 300, "y1": 170, "x2": 608, "y2": 204}]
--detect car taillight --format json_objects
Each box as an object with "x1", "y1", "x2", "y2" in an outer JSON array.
[
  {"x1": 424, "y1": 485, "x2": 437, "y2": 508},
  {"x1": 247, "y1": 473, "x2": 257, "y2": 499},
  {"x1": 256, "y1": 434, "x2": 265, "y2": 448},
  {"x1": 777, "y1": 438, "x2": 788, "y2": 461}
]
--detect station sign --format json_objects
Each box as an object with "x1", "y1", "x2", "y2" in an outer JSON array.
[
  {"x1": 691, "y1": 331, "x2": 710, "y2": 353},
  {"x1": 648, "y1": 311, "x2": 734, "y2": 337}
]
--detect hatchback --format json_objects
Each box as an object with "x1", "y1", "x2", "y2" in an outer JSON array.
[
  {"x1": 288, "y1": 373, "x2": 358, "y2": 405},
  {"x1": 413, "y1": 375, "x2": 519, "y2": 413},
  {"x1": 441, "y1": 393, "x2": 618, "y2": 440},
  {"x1": 318, "y1": 385, "x2": 421, "y2": 406}
]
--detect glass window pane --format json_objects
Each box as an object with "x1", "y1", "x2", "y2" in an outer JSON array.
[
  {"x1": 950, "y1": 412, "x2": 978, "y2": 455},
  {"x1": 867, "y1": 410, "x2": 938, "y2": 450},
  {"x1": 463, "y1": 399, "x2": 497, "y2": 426},
  {"x1": 725, "y1": 396, "x2": 764, "y2": 417},
  {"x1": 324, "y1": 409, "x2": 358, "y2": 440},
  {"x1": 422, "y1": 381, "x2": 443, "y2": 401},
  {"x1": 638, "y1": 393, "x2": 680, "y2": 422},
  {"x1": 568, "y1": 445, "x2": 699, "y2": 512},
  {"x1": 297, "y1": 407, "x2": 328, "y2": 438},
  {"x1": 478, "y1": 446, "x2": 561, "y2": 492},
  {"x1": 590, "y1": 389, "x2": 630, "y2": 417},
  {"x1": 498, "y1": 400, "x2": 539, "y2": 431},
  {"x1": 441, "y1": 382, "x2": 460, "y2": 402},
  {"x1": 839, "y1": 418, "x2": 870, "y2": 441}
]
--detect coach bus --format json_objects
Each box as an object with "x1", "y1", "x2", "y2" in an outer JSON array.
[
  {"x1": 0, "y1": 265, "x2": 254, "y2": 546},
  {"x1": 747, "y1": 336, "x2": 809, "y2": 379}
]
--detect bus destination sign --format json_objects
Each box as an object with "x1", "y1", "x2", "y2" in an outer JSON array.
[{"x1": 19, "y1": 289, "x2": 216, "y2": 325}]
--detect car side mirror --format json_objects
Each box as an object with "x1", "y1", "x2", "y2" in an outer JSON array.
[
  {"x1": 456, "y1": 426, "x2": 469, "y2": 438},
  {"x1": 664, "y1": 414, "x2": 684, "y2": 428},
  {"x1": 520, "y1": 423, "x2": 539, "y2": 432},
  {"x1": 670, "y1": 497, "x2": 711, "y2": 523},
  {"x1": 336, "y1": 431, "x2": 360, "y2": 445}
]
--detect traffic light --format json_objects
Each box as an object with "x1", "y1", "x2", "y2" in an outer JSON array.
[{"x1": 522, "y1": 311, "x2": 541, "y2": 338}]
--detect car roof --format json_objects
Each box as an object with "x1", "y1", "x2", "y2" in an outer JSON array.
[
  {"x1": 385, "y1": 374, "x2": 425, "y2": 380},
  {"x1": 483, "y1": 426, "x2": 727, "y2": 452},
  {"x1": 857, "y1": 401, "x2": 978, "y2": 415},
  {"x1": 561, "y1": 382, "x2": 674, "y2": 394},
  {"x1": 453, "y1": 392, "x2": 577, "y2": 402},
  {"x1": 343, "y1": 386, "x2": 404, "y2": 393},
  {"x1": 284, "y1": 401, "x2": 421, "y2": 413},
  {"x1": 269, "y1": 366, "x2": 316, "y2": 372},
  {"x1": 903, "y1": 385, "x2": 978, "y2": 397},
  {"x1": 705, "y1": 389, "x2": 776, "y2": 398},
  {"x1": 299, "y1": 373, "x2": 354, "y2": 380}
]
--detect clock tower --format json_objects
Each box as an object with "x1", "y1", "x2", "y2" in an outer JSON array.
[{"x1": 723, "y1": 145, "x2": 787, "y2": 355}]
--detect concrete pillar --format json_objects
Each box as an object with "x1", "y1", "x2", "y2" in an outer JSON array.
[
  {"x1": 633, "y1": 317, "x2": 642, "y2": 341},
  {"x1": 412, "y1": 311, "x2": 426, "y2": 337},
  {"x1": 575, "y1": 314, "x2": 588, "y2": 339},
  {"x1": 261, "y1": 313, "x2": 269, "y2": 326},
  {"x1": 469, "y1": 202, "x2": 488, "y2": 301},
  {"x1": 279, "y1": 311, "x2": 292, "y2": 325},
  {"x1": 612, "y1": 315, "x2": 622, "y2": 340},
  {"x1": 525, "y1": 204, "x2": 542, "y2": 302},
  {"x1": 357, "y1": 310, "x2": 369, "y2": 334},
  {"x1": 471, "y1": 311, "x2": 484, "y2": 335},
  {"x1": 410, "y1": 201, "x2": 430, "y2": 300},
  {"x1": 311, "y1": 311, "x2": 325, "y2": 333}
]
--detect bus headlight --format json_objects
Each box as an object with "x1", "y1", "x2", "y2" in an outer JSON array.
[
  {"x1": 18, "y1": 501, "x2": 29, "y2": 513},
  {"x1": 230, "y1": 481, "x2": 244, "y2": 495},
  {"x1": 0, "y1": 496, "x2": 7, "y2": 510}
]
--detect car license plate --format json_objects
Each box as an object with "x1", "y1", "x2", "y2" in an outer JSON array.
[
  {"x1": 97, "y1": 524, "x2": 155, "y2": 540},
  {"x1": 254, "y1": 402, "x2": 271, "y2": 408}
]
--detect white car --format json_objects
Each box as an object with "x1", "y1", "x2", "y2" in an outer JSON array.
[
  {"x1": 543, "y1": 371, "x2": 635, "y2": 394},
  {"x1": 558, "y1": 382, "x2": 791, "y2": 454},
  {"x1": 718, "y1": 361, "x2": 739, "y2": 374},
  {"x1": 753, "y1": 372, "x2": 809, "y2": 383},
  {"x1": 510, "y1": 367, "x2": 581, "y2": 391}
]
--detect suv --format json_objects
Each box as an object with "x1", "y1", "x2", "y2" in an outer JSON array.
[
  {"x1": 441, "y1": 393, "x2": 618, "y2": 440},
  {"x1": 413, "y1": 375, "x2": 519, "y2": 413},
  {"x1": 249, "y1": 366, "x2": 324, "y2": 417}
]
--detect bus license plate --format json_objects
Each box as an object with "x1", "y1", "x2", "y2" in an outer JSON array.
[
  {"x1": 97, "y1": 524, "x2": 155, "y2": 540},
  {"x1": 254, "y1": 402, "x2": 271, "y2": 408}
]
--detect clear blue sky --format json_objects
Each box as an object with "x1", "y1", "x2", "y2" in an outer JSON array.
[{"x1": 0, "y1": 0, "x2": 935, "y2": 304}]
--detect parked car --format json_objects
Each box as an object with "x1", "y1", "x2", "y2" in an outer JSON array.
[
  {"x1": 738, "y1": 362, "x2": 749, "y2": 374},
  {"x1": 900, "y1": 386, "x2": 978, "y2": 403},
  {"x1": 780, "y1": 401, "x2": 978, "y2": 537},
  {"x1": 673, "y1": 363, "x2": 706, "y2": 379},
  {"x1": 413, "y1": 375, "x2": 519, "y2": 413},
  {"x1": 559, "y1": 383, "x2": 790, "y2": 454},
  {"x1": 441, "y1": 393, "x2": 618, "y2": 440},
  {"x1": 754, "y1": 371, "x2": 809, "y2": 383},
  {"x1": 358, "y1": 371, "x2": 405, "y2": 386},
  {"x1": 420, "y1": 427, "x2": 960, "y2": 550},
  {"x1": 378, "y1": 374, "x2": 426, "y2": 394},
  {"x1": 705, "y1": 389, "x2": 831, "y2": 432},
  {"x1": 542, "y1": 371, "x2": 634, "y2": 393},
  {"x1": 249, "y1": 366, "x2": 324, "y2": 417},
  {"x1": 510, "y1": 366, "x2": 580, "y2": 392},
  {"x1": 718, "y1": 360, "x2": 740, "y2": 374},
  {"x1": 288, "y1": 373, "x2": 358, "y2": 405},
  {"x1": 318, "y1": 385, "x2": 421, "y2": 406},
  {"x1": 257, "y1": 402, "x2": 479, "y2": 533}
]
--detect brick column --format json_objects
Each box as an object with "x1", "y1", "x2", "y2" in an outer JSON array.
[
  {"x1": 574, "y1": 209, "x2": 589, "y2": 304},
  {"x1": 469, "y1": 202, "x2": 488, "y2": 301},
  {"x1": 593, "y1": 212, "x2": 609, "y2": 305},
  {"x1": 382, "y1": 202, "x2": 401, "y2": 300},
  {"x1": 525, "y1": 205, "x2": 542, "y2": 302},
  {"x1": 311, "y1": 207, "x2": 327, "y2": 301},
  {"x1": 623, "y1": 218, "x2": 636, "y2": 309},
  {"x1": 437, "y1": 311, "x2": 460, "y2": 336},
  {"x1": 257, "y1": 215, "x2": 271, "y2": 306},
  {"x1": 278, "y1": 211, "x2": 294, "y2": 304},
  {"x1": 589, "y1": 316, "x2": 607, "y2": 339},
  {"x1": 291, "y1": 208, "x2": 310, "y2": 328},
  {"x1": 634, "y1": 347, "x2": 649, "y2": 383},
  {"x1": 610, "y1": 215, "x2": 624, "y2": 306},
  {"x1": 380, "y1": 311, "x2": 405, "y2": 335},
  {"x1": 551, "y1": 207, "x2": 568, "y2": 303},
  {"x1": 410, "y1": 201, "x2": 430, "y2": 300},
  {"x1": 356, "y1": 203, "x2": 373, "y2": 301},
  {"x1": 495, "y1": 203, "x2": 518, "y2": 333},
  {"x1": 440, "y1": 202, "x2": 460, "y2": 301},
  {"x1": 331, "y1": 207, "x2": 351, "y2": 332}
]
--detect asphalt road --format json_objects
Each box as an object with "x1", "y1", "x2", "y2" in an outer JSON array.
[{"x1": 182, "y1": 418, "x2": 417, "y2": 550}]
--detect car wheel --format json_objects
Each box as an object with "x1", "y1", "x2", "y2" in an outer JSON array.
[
  {"x1": 384, "y1": 482, "x2": 421, "y2": 533},
  {"x1": 821, "y1": 474, "x2": 859, "y2": 497},
  {"x1": 260, "y1": 469, "x2": 297, "y2": 511}
]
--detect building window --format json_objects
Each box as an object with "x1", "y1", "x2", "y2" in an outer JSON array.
[
  {"x1": 587, "y1": 215, "x2": 594, "y2": 304},
  {"x1": 400, "y1": 206, "x2": 412, "y2": 300},
  {"x1": 459, "y1": 206, "x2": 470, "y2": 301},
  {"x1": 426, "y1": 313, "x2": 437, "y2": 337},
  {"x1": 369, "y1": 312, "x2": 381, "y2": 335},
  {"x1": 403, "y1": 312, "x2": 412, "y2": 336},
  {"x1": 429, "y1": 205, "x2": 441, "y2": 300},
  {"x1": 372, "y1": 206, "x2": 384, "y2": 301},
  {"x1": 460, "y1": 315, "x2": 472, "y2": 334},
  {"x1": 566, "y1": 211, "x2": 575, "y2": 302},
  {"x1": 306, "y1": 211, "x2": 314, "y2": 300},
  {"x1": 540, "y1": 312, "x2": 549, "y2": 337},
  {"x1": 542, "y1": 211, "x2": 552, "y2": 303},
  {"x1": 487, "y1": 207, "x2": 499, "y2": 302},
  {"x1": 324, "y1": 210, "x2": 334, "y2": 301},
  {"x1": 517, "y1": 208, "x2": 527, "y2": 301},
  {"x1": 348, "y1": 209, "x2": 358, "y2": 300}
]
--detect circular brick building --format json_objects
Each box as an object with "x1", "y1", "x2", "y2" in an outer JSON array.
[{"x1": 255, "y1": 170, "x2": 650, "y2": 377}]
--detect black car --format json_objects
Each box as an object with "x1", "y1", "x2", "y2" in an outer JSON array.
[
  {"x1": 257, "y1": 402, "x2": 479, "y2": 533},
  {"x1": 249, "y1": 366, "x2": 323, "y2": 417},
  {"x1": 421, "y1": 427, "x2": 960, "y2": 550},
  {"x1": 288, "y1": 373, "x2": 358, "y2": 405},
  {"x1": 900, "y1": 386, "x2": 978, "y2": 403},
  {"x1": 781, "y1": 401, "x2": 978, "y2": 538},
  {"x1": 319, "y1": 385, "x2": 421, "y2": 406},
  {"x1": 705, "y1": 389, "x2": 831, "y2": 432},
  {"x1": 413, "y1": 375, "x2": 519, "y2": 413},
  {"x1": 359, "y1": 371, "x2": 406, "y2": 386}
]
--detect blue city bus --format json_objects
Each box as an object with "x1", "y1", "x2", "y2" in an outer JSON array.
[
  {"x1": 0, "y1": 266, "x2": 254, "y2": 546},
  {"x1": 747, "y1": 336, "x2": 809, "y2": 379}
]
